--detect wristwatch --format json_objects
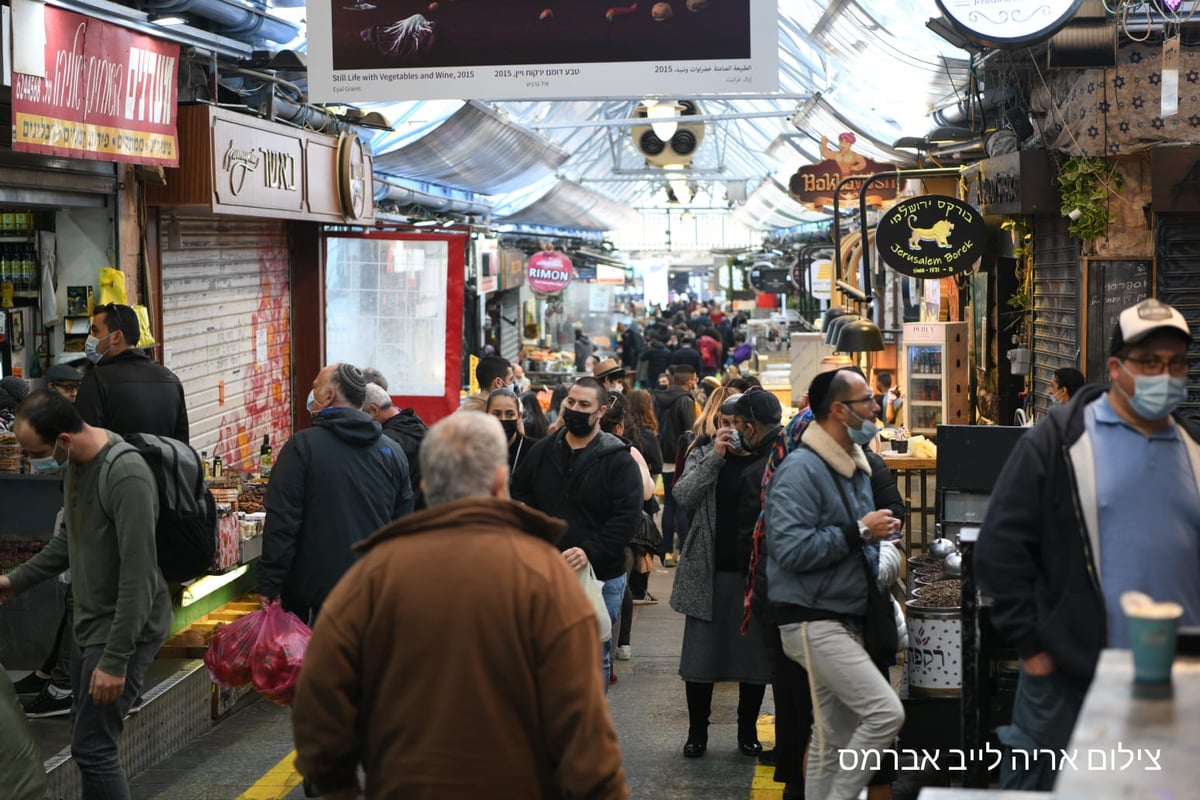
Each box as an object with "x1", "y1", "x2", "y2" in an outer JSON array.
[{"x1": 858, "y1": 520, "x2": 871, "y2": 542}]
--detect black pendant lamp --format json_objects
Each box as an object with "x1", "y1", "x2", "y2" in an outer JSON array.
[
  {"x1": 824, "y1": 314, "x2": 859, "y2": 347},
  {"x1": 821, "y1": 306, "x2": 851, "y2": 334},
  {"x1": 836, "y1": 318, "x2": 886, "y2": 353}
]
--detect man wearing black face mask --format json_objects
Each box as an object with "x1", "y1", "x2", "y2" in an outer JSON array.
[{"x1": 511, "y1": 377, "x2": 644, "y2": 690}]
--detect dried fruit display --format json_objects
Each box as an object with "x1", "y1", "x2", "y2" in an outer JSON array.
[
  {"x1": 652, "y1": 2, "x2": 673, "y2": 21},
  {"x1": 0, "y1": 536, "x2": 43, "y2": 571}
]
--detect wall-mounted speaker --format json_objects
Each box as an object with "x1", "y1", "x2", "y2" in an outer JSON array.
[{"x1": 631, "y1": 100, "x2": 705, "y2": 168}]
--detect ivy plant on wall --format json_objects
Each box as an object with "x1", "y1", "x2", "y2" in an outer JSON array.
[{"x1": 1057, "y1": 156, "x2": 1124, "y2": 242}]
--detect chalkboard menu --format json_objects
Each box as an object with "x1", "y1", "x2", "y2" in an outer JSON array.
[{"x1": 1084, "y1": 259, "x2": 1152, "y2": 382}]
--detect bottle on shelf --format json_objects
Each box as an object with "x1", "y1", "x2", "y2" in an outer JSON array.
[
  {"x1": 259, "y1": 434, "x2": 273, "y2": 478},
  {"x1": 213, "y1": 454, "x2": 223, "y2": 479},
  {"x1": 22, "y1": 245, "x2": 36, "y2": 293},
  {"x1": 201, "y1": 450, "x2": 210, "y2": 480}
]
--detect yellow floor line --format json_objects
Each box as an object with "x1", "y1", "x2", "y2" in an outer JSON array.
[
  {"x1": 236, "y1": 749, "x2": 303, "y2": 800},
  {"x1": 750, "y1": 714, "x2": 787, "y2": 799}
]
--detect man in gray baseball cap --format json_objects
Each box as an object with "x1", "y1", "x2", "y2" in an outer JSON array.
[{"x1": 978, "y1": 297, "x2": 1200, "y2": 791}]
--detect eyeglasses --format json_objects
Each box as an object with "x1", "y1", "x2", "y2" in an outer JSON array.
[
  {"x1": 842, "y1": 395, "x2": 876, "y2": 408},
  {"x1": 1122, "y1": 355, "x2": 1190, "y2": 377}
]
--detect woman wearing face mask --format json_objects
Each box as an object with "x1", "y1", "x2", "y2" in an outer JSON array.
[
  {"x1": 486, "y1": 389, "x2": 536, "y2": 474},
  {"x1": 669, "y1": 393, "x2": 773, "y2": 760},
  {"x1": 1049, "y1": 368, "x2": 1085, "y2": 407}
]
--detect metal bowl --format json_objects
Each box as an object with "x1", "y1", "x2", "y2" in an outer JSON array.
[
  {"x1": 930, "y1": 538, "x2": 957, "y2": 561},
  {"x1": 943, "y1": 552, "x2": 963, "y2": 577}
]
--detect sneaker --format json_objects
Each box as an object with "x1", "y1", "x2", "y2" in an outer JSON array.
[
  {"x1": 23, "y1": 688, "x2": 72, "y2": 718},
  {"x1": 11, "y1": 672, "x2": 49, "y2": 695},
  {"x1": 663, "y1": 555, "x2": 677, "y2": 568},
  {"x1": 632, "y1": 592, "x2": 658, "y2": 605},
  {"x1": 615, "y1": 645, "x2": 632, "y2": 661}
]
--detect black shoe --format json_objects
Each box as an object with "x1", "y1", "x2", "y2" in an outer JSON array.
[
  {"x1": 12, "y1": 672, "x2": 49, "y2": 695},
  {"x1": 782, "y1": 783, "x2": 804, "y2": 800},
  {"x1": 683, "y1": 739, "x2": 707, "y2": 758},
  {"x1": 757, "y1": 747, "x2": 778, "y2": 766},
  {"x1": 739, "y1": 740, "x2": 763, "y2": 756},
  {"x1": 302, "y1": 777, "x2": 319, "y2": 797},
  {"x1": 23, "y1": 688, "x2": 72, "y2": 718}
]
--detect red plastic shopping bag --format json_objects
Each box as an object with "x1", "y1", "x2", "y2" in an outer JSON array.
[
  {"x1": 204, "y1": 610, "x2": 268, "y2": 688},
  {"x1": 250, "y1": 604, "x2": 312, "y2": 706}
]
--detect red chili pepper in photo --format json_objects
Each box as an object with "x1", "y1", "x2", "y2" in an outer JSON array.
[{"x1": 606, "y1": 2, "x2": 637, "y2": 22}]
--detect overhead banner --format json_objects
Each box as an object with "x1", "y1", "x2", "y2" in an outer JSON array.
[
  {"x1": 875, "y1": 195, "x2": 986, "y2": 279},
  {"x1": 304, "y1": 1, "x2": 778, "y2": 102},
  {"x1": 11, "y1": 6, "x2": 179, "y2": 166}
]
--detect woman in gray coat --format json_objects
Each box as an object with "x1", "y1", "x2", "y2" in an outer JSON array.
[{"x1": 669, "y1": 395, "x2": 772, "y2": 759}]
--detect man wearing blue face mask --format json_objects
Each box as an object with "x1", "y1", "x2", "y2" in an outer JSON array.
[
  {"x1": 0, "y1": 390, "x2": 170, "y2": 798},
  {"x1": 764, "y1": 368, "x2": 903, "y2": 800},
  {"x1": 73, "y1": 303, "x2": 190, "y2": 443},
  {"x1": 978, "y1": 297, "x2": 1200, "y2": 792}
]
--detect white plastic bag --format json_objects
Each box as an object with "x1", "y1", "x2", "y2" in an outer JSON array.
[{"x1": 577, "y1": 563, "x2": 612, "y2": 643}]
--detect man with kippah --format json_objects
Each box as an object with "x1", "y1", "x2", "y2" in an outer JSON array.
[
  {"x1": 978, "y1": 298, "x2": 1200, "y2": 791},
  {"x1": 764, "y1": 367, "x2": 904, "y2": 800},
  {"x1": 257, "y1": 362, "x2": 414, "y2": 624}
]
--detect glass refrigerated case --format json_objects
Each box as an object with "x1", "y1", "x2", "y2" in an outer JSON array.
[{"x1": 902, "y1": 322, "x2": 969, "y2": 437}]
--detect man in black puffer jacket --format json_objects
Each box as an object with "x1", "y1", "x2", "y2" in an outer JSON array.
[
  {"x1": 258, "y1": 363, "x2": 413, "y2": 623},
  {"x1": 74, "y1": 303, "x2": 189, "y2": 442},
  {"x1": 511, "y1": 377, "x2": 643, "y2": 690}
]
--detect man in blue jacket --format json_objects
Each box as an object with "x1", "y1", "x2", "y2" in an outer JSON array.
[
  {"x1": 977, "y1": 298, "x2": 1200, "y2": 791},
  {"x1": 765, "y1": 368, "x2": 903, "y2": 800},
  {"x1": 258, "y1": 362, "x2": 414, "y2": 623}
]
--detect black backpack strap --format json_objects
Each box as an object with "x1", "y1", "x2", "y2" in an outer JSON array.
[{"x1": 96, "y1": 441, "x2": 140, "y2": 521}]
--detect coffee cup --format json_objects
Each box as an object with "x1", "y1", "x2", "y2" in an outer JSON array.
[
  {"x1": 892, "y1": 439, "x2": 908, "y2": 454},
  {"x1": 1123, "y1": 592, "x2": 1183, "y2": 694}
]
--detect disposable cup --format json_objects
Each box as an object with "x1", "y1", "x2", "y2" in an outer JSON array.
[{"x1": 1128, "y1": 606, "x2": 1183, "y2": 687}]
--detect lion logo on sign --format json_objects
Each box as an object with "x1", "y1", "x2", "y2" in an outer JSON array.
[{"x1": 908, "y1": 216, "x2": 954, "y2": 250}]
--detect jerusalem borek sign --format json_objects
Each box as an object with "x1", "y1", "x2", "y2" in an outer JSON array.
[
  {"x1": 875, "y1": 195, "x2": 986, "y2": 279},
  {"x1": 788, "y1": 133, "x2": 897, "y2": 210}
]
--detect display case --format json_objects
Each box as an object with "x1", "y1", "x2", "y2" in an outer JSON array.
[{"x1": 902, "y1": 322, "x2": 969, "y2": 438}]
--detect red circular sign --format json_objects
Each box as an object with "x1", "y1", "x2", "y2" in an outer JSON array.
[{"x1": 527, "y1": 252, "x2": 574, "y2": 295}]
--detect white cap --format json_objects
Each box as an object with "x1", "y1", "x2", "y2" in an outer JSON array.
[{"x1": 1111, "y1": 298, "x2": 1192, "y2": 355}]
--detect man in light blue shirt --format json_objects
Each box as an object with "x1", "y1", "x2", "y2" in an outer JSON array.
[{"x1": 978, "y1": 298, "x2": 1200, "y2": 791}]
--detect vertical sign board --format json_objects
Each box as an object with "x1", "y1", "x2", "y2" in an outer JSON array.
[
  {"x1": 1083, "y1": 259, "x2": 1152, "y2": 383},
  {"x1": 10, "y1": 6, "x2": 179, "y2": 166}
]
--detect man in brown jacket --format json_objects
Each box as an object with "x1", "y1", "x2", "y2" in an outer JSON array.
[{"x1": 291, "y1": 411, "x2": 629, "y2": 800}]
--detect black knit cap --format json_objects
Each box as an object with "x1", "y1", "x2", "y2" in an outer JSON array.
[{"x1": 336, "y1": 363, "x2": 367, "y2": 395}]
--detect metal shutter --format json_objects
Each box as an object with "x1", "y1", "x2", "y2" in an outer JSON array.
[
  {"x1": 1156, "y1": 216, "x2": 1200, "y2": 414},
  {"x1": 160, "y1": 216, "x2": 293, "y2": 472},
  {"x1": 1031, "y1": 217, "x2": 1080, "y2": 415},
  {"x1": 498, "y1": 289, "x2": 521, "y2": 364}
]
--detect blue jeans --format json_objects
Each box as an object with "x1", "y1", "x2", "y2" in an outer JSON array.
[
  {"x1": 661, "y1": 472, "x2": 690, "y2": 554},
  {"x1": 70, "y1": 637, "x2": 163, "y2": 800},
  {"x1": 996, "y1": 670, "x2": 1088, "y2": 791},
  {"x1": 601, "y1": 574, "x2": 627, "y2": 692}
]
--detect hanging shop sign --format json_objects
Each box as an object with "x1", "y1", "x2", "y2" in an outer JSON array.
[
  {"x1": 963, "y1": 151, "x2": 1058, "y2": 216},
  {"x1": 788, "y1": 133, "x2": 897, "y2": 209},
  {"x1": 10, "y1": 6, "x2": 180, "y2": 166},
  {"x1": 527, "y1": 250, "x2": 574, "y2": 295},
  {"x1": 500, "y1": 248, "x2": 527, "y2": 291},
  {"x1": 748, "y1": 266, "x2": 791, "y2": 294},
  {"x1": 146, "y1": 105, "x2": 374, "y2": 224},
  {"x1": 875, "y1": 195, "x2": 986, "y2": 279},
  {"x1": 935, "y1": 0, "x2": 1082, "y2": 49}
]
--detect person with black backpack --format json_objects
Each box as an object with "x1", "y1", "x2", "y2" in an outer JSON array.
[
  {"x1": 654, "y1": 365, "x2": 697, "y2": 564},
  {"x1": 0, "y1": 390, "x2": 171, "y2": 798}
]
